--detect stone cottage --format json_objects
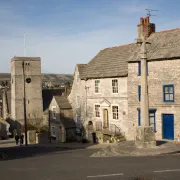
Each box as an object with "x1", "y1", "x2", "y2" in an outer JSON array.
[
  {"x1": 127, "y1": 21, "x2": 180, "y2": 141},
  {"x1": 69, "y1": 16, "x2": 180, "y2": 142},
  {"x1": 68, "y1": 49, "x2": 129, "y2": 141},
  {"x1": 49, "y1": 93, "x2": 76, "y2": 142}
]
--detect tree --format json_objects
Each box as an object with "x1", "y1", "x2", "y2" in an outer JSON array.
[{"x1": 27, "y1": 110, "x2": 46, "y2": 133}]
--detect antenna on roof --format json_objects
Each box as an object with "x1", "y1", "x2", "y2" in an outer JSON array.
[{"x1": 145, "y1": 8, "x2": 158, "y2": 17}]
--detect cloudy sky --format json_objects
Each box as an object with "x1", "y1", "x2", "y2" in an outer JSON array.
[{"x1": 0, "y1": 0, "x2": 180, "y2": 74}]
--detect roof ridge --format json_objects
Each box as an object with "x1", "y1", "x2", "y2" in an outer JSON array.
[{"x1": 153, "y1": 28, "x2": 180, "y2": 35}]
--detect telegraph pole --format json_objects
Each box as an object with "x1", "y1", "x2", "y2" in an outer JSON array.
[{"x1": 22, "y1": 61, "x2": 28, "y2": 146}]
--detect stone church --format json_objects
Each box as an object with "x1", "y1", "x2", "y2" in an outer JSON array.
[{"x1": 11, "y1": 56, "x2": 43, "y2": 131}]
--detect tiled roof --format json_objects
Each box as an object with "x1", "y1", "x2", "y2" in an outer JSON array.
[
  {"x1": 79, "y1": 28, "x2": 180, "y2": 79},
  {"x1": 54, "y1": 95, "x2": 72, "y2": 109}
]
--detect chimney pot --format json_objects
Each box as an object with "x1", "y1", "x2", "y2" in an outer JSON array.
[
  {"x1": 137, "y1": 16, "x2": 155, "y2": 39},
  {"x1": 140, "y1": 18, "x2": 144, "y2": 24}
]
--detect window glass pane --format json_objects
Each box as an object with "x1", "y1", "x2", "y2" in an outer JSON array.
[
  {"x1": 112, "y1": 106, "x2": 118, "y2": 119},
  {"x1": 169, "y1": 87, "x2": 173, "y2": 93},
  {"x1": 164, "y1": 87, "x2": 169, "y2": 93},
  {"x1": 149, "y1": 117, "x2": 154, "y2": 124},
  {"x1": 149, "y1": 113, "x2": 154, "y2": 117},
  {"x1": 95, "y1": 105, "x2": 100, "y2": 117},
  {"x1": 169, "y1": 94, "x2": 174, "y2": 100},
  {"x1": 165, "y1": 94, "x2": 170, "y2": 100}
]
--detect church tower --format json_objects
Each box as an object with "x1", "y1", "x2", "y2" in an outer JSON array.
[{"x1": 11, "y1": 56, "x2": 43, "y2": 128}]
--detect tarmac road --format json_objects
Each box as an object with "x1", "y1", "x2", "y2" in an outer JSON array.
[{"x1": 1, "y1": 146, "x2": 180, "y2": 180}]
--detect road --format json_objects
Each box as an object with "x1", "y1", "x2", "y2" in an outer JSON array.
[{"x1": 0, "y1": 146, "x2": 180, "y2": 180}]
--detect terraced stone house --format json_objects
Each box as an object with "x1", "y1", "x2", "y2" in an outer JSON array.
[{"x1": 69, "y1": 16, "x2": 180, "y2": 142}]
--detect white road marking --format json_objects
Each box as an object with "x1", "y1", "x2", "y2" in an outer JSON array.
[
  {"x1": 154, "y1": 169, "x2": 180, "y2": 173},
  {"x1": 87, "y1": 173, "x2": 123, "y2": 178}
]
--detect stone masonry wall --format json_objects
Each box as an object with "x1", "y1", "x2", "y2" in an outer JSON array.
[
  {"x1": 85, "y1": 77, "x2": 128, "y2": 136},
  {"x1": 68, "y1": 66, "x2": 128, "y2": 137},
  {"x1": 68, "y1": 66, "x2": 86, "y2": 127},
  {"x1": 11, "y1": 59, "x2": 43, "y2": 126},
  {"x1": 128, "y1": 59, "x2": 180, "y2": 141}
]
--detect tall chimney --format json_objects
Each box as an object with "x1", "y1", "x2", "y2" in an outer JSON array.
[{"x1": 137, "y1": 16, "x2": 155, "y2": 39}]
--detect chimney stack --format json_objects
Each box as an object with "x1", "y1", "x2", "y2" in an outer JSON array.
[{"x1": 137, "y1": 16, "x2": 155, "y2": 39}]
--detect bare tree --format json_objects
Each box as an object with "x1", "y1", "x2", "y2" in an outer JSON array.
[{"x1": 27, "y1": 110, "x2": 44, "y2": 132}]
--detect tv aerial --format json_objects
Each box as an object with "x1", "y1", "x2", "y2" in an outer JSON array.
[{"x1": 145, "y1": 8, "x2": 158, "y2": 17}]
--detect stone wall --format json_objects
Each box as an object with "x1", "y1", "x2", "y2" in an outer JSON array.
[
  {"x1": 85, "y1": 77, "x2": 128, "y2": 136},
  {"x1": 68, "y1": 65, "x2": 86, "y2": 129},
  {"x1": 128, "y1": 59, "x2": 180, "y2": 141}
]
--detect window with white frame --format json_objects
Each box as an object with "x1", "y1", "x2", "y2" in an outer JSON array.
[
  {"x1": 112, "y1": 79, "x2": 118, "y2": 93},
  {"x1": 95, "y1": 104, "x2": 100, "y2": 117},
  {"x1": 51, "y1": 126, "x2": 56, "y2": 137},
  {"x1": 76, "y1": 95, "x2": 80, "y2": 108},
  {"x1": 112, "y1": 106, "x2": 119, "y2": 120},
  {"x1": 52, "y1": 107, "x2": 56, "y2": 119},
  {"x1": 95, "y1": 80, "x2": 100, "y2": 93}
]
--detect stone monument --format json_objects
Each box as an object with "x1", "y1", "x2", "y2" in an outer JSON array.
[{"x1": 135, "y1": 32, "x2": 156, "y2": 148}]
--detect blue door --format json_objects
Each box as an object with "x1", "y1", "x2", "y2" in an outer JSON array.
[{"x1": 162, "y1": 114, "x2": 174, "y2": 140}]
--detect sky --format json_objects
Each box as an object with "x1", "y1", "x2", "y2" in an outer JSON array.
[{"x1": 0, "y1": 0, "x2": 180, "y2": 74}]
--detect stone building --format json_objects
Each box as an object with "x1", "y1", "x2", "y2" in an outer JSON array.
[
  {"x1": 68, "y1": 52, "x2": 128, "y2": 141},
  {"x1": 127, "y1": 22, "x2": 180, "y2": 141},
  {"x1": 11, "y1": 56, "x2": 43, "y2": 130},
  {"x1": 49, "y1": 91, "x2": 76, "y2": 142},
  {"x1": 69, "y1": 16, "x2": 180, "y2": 142}
]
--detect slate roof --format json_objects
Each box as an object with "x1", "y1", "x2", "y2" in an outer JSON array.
[
  {"x1": 76, "y1": 64, "x2": 87, "y2": 79},
  {"x1": 78, "y1": 28, "x2": 180, "y2": 79},
  {"x1": 54, "y1": 95, "x2": 72, "y2": 109}
]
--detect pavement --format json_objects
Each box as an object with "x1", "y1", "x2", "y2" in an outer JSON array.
[
  {"x1": 91, "y1": 141, "x2": 180, "y2": 157},
  {"x1": 0, "y1": 139, "x2": 110, "y2": 149},
  {"x1": 1, "y1": 146, "x2": 180, "y2": 179}
]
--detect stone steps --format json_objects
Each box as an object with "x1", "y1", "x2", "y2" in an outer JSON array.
[{"x1": 95, "y1": 131, "x2": 126, "y2": 144}]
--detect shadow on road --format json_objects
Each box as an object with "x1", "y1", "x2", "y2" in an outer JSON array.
[
  {"x1": 156, "y1": 140, "x2": 168, "y2": 146},
  {"x1": 0, "y1": 143, "x2": 93, "y2": 161}
]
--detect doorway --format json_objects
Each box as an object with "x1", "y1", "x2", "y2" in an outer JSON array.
[
  {"x1": 162, "y1": 114, "x2": 174, "y2": 140},
  {"x1": 103, "y1": 109, "x2": 109, "y2": 129}
]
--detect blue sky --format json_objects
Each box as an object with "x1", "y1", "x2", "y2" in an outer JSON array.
[{"x1": 0, "y1": 0, "x2": 180, "y2": 74}]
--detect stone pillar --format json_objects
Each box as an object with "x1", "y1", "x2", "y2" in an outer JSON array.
[{"x1": 135, "y1": 32, "x2": 156, "y2": 148}]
